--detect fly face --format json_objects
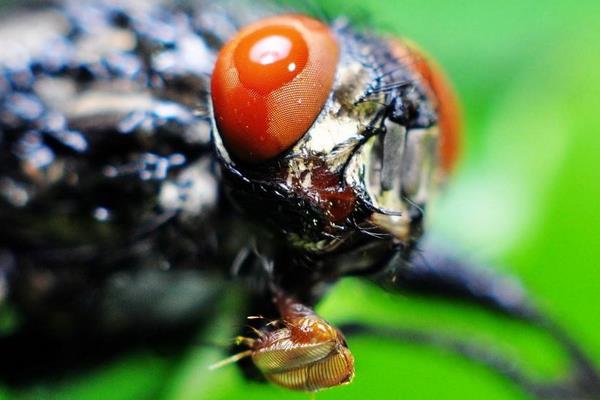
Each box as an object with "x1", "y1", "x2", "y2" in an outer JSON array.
[
  {"x1": 211, "y1": 14, "x2": 460, "y2": 256},
  {"x1": 207, "y1": 11, "x2": 464, "y2": 392}
]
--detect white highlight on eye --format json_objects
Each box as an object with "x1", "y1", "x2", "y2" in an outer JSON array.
[{"x1": 250, "y1": 35, "x2": 291, "y2": 65}]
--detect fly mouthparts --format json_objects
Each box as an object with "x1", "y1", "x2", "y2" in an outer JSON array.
[{"x1": 210, "y1": 294, "x2": 355, "y2": 392}]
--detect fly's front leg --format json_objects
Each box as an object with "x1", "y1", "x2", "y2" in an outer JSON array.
[
  {"x1": 373, "y1": 244, "x2": 537, "y2": 319},
  {"x1": 367, "y1": 242, "x2": 600, "y2": 397}
]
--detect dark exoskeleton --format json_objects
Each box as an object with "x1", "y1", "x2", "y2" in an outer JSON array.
[{"x1": 0, "y1": 0, "x2": 598, "y2": 398}]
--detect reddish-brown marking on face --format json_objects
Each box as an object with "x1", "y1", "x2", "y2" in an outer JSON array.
[
  {"x1": 388, "y1": 39, "x2": 462, "y2": 174},
  {"x1": 284, "y1": 161, "x2": 356, "y2": 224},
  {"x1": 309, "y1": 166, "x2": 356, "y2": 223},
  {"x1": 211, "y1": 15, "x2": 339, "y2": 162}
]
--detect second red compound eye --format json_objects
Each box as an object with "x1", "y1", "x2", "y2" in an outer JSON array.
[{"x1": 211, "y1": 15, "x2": 339, "y2": 163}]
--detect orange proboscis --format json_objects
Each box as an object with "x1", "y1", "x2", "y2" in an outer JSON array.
[{"x1": 210, "y1": 292, "x2": 354, "y2": 392}]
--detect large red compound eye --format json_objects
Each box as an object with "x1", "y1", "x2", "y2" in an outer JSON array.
[
  {"x1": 211, "y1": 15, "x2": 339, "y2": 162},
  {"x1": 388, "y1": 39, "x2": 462, "y2": 174}
]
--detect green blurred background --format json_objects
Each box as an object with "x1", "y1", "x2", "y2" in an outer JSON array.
[{"x1": 2, "y1": 0, "x2": 600, "y2": 399}]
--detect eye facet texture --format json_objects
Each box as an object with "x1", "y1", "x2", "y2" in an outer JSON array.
[{"x1": 211, "y1": 15, "x2": 339, "y2": 162}]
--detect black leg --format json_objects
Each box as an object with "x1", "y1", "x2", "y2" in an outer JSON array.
[
  {"x1": 372, "y1": 245, "x2": 538, "y2": 319},
  {"x1": 365, "y1": 243, "x2": 600, "y2": 398},
  {"x1": 340, "y1": 322, "x2": 594, "y2": 399}
]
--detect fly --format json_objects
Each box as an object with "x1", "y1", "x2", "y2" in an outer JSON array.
[{"x1": 0, "y1": 0, "x2": 598, "y2": 398}]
